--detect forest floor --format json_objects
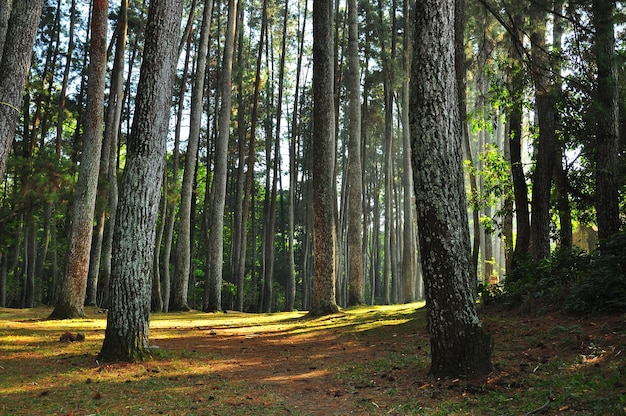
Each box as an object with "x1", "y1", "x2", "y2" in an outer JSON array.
[{"x1": 0, "y1": 302, "x2": 625, "y2": 415}]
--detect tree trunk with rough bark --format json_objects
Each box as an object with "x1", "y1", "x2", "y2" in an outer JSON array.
[
  {"x1": 99, "y1": 0, "x2": 183, "y2": 362},
  {"x1": 309, "y1": 0, "x2": 339, "y2": 317},
  {"x1": 0, "y1": 0, "x2": 44, "y2": 182},
  {"x1": 529, "y1": 2, "x2": 556, "y2": 260},
  {"x1": 49, "y1": 0, "x2": 108, "y2": 319},
  {"x1": 410, "y1": 0, "x2": 493, "y2": 377},
  {"x1": 592, "y1": 0, "x2": 620, "y2": 243},
  {"x1": 346, "y1": 0, "x2": 364, "y2": 307}
]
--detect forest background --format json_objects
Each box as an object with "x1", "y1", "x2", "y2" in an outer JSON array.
[{"x1": 0, "y1": 0, "x2": 625, "y2": 320}]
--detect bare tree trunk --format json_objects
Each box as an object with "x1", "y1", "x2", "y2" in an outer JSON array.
[
  {"x1": 592, "y1": 0, "x2": 620, "y2": 243},
  {"x1": 401, "y1": 0, "x2": 416, "y2": 303},
  {"x1": 0, "y1": 0, "x2": 44, "y2": 181},
  {"x1": 171, "y1": 0, "x2": 214, "y2": 311},
  {"x1": 204, "y1": 0, "x2": 238, "y2": 312},
  {"x1": 410, "y1": 0, "x2": 492, "y2": 377},
  {"x1": 529, "y1": 2, "x2": 556, "y2": 260},
  {"x1": 286, "y1": 0, "x2": 308, "y2": 312},
  {"x1": 0, "y1": 0, "x2": 10, "y2": 61},
  {"x1": 99, "y1": 0, "x2": 183, "y2": 362},
  {"x1": 346, "y1": 0, "x2": 364, "y2": 306},
  {"x1": 50, "y1": 0, "x2": 108, "y2": 319},
  {"x1": 309, "y1": 0, "x2": 339, "y2": 316}
]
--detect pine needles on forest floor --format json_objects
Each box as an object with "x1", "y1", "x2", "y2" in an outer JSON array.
[{"x1": 1, "y1": 303, "x2": 625, "y2": 415}]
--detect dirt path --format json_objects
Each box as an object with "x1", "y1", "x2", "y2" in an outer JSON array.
[{"x1": 154, "y1": 308, "x2": 626, "y2": 415}]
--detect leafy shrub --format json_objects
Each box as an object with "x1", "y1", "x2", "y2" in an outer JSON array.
[
  {"x1": 565, "y1": 232, "x2": 626, "y2": 314},
  {"x1": 502, "y1": 233, "x2": 626, "y2": 314}
]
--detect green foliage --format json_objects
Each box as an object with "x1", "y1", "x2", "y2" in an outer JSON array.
[
  {"x1": 466, "y1": 144, "x2": 513, "y2": 234},
  {"x1": 501, "y1": 233, "x2": 626, "y2": 314},
  {"x1": 566, "y1": 232, "x2": 626, "y2": 314}
]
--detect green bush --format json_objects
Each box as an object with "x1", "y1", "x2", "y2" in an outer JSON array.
[
  {"x1": 565, "y1": 232, "x2": 626, "y2": 314},
  {"x1": 501, "y1": 232, "x2": 626, "y2": 314}
]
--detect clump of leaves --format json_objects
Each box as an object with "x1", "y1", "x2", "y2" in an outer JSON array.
[{"x1": 500, "y1": 232, "x2": 626, "y2": 314}]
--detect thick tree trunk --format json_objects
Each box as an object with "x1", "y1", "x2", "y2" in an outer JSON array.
[
  {"x1": 529, "y1": 3, "x2": 557, "y2": 260},
  {"x1": 0, "y1": 0, "x2": 10, "y2": 61},
  {"x1": 99, "y1": 0, "x2": 183, "y2": 362},
  {"x1": 0, "y1": 0, "x2": 44, "y2": 181},
  {"x1": 309, "y1": 0, "x2": 339, "y2": 317},
  {"x1": 50, "y1": 0, "x2": 108, "y2": 319},
  {"x1": 592, "y1": 0, "x2": 620, "y2": 243},
  {"x1": 410, "y1": 0, "x2": 492, "y2": 377}
]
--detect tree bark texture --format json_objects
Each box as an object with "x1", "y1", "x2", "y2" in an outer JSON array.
[
  {"x1": 0, "y1": 0, "x2": 43, "y2": 181},
  {"x1": 410, "y1": 0, "x2": 492, "y2": 377},
  {"x1": 309, "y1": 0, "x2": 339, "y2": 317},
  {"x1": 529, "y1": 3, "x2": 556, "y2": 260},
  {"x1": 99, "y1": 0, "x2": 183, "y2": 361},
  {"x1": 346, "y1": 0, "x2": 364, "y2": 306},
  {"x1": 592, "y1": 0, "x2": 620, "y2": 242},
  {"x1": 49, "y1": 0, "x2": 108, "y2": 319}
]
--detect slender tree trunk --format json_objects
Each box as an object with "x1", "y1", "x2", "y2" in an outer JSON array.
[
  {"x1": 204, "y1": 0, "x2": 238, "y2": 312},
  {"x1": 346, "y1": 0, "x2": 364, "y2": 307},
  {"x1": 99, "y1": 0, "x2": 183, "y2": 362},
  {"x1": 56, "y1": 0, "x2": 77, "y2": 157},
  {"x1": 410, "y1": 0, "x2": 492, "y2": 377},
  {"x1": 286, "y1": 0, "x2": 308, "y2": 312},
  {"x1": 400, "y1": 0, "x2": 416, "y2": 304},
  {"x1": 171, "y1": 0, "x2": 214, "y2": 312},
  {"x1": 50, "y1": 0, "x2": 108, "y2": 319},
  {"x1": 88, "y1": 0, "x2": 127, "y2": 307}
]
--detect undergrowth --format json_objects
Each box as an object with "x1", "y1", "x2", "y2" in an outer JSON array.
[{"x1": 482, "y1": 231, "x2": 626, "y2": 314}]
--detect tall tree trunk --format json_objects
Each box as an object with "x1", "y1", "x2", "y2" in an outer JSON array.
[
  {"x1": 50, "y1": 0, "x2": 108, "y2": 319},
  {"x1": 410, "y1": 0, "x2": 492, "y2": 377},
  {"x1": 161, "y1": 22, "x2": 191, "y2": 313},
  {"x1": 592, "y1": 0, "x2": 620, "y2": 243},
  {"x1": 400, "y1": 0, "x2": 416, "y2": 304},
  {"x1": 231, "y1": 2, "x2": 246, "y2": 312},
  {"x1": 99, "y1": 0, "x2": 126, "y2": 310},
  {"x1": 507, "y1": 9, "x2": 530, "y2": 267},
  {"x1": 99, "y1": 0, "x2": 183, "y2": 362},
  {"x1": 234, "y1": 0, "x2": 267, "y2": 312},
  {"x1": 529, "y1": 2, "x2": 556, "y2": 260},
  {"x1": 551, "y1": 0, "x2": 572, "y2": 250},
  {"x1": 286, "y1": 0, "x2": 308, "y2": 312},
  {"x1": 56, "y1": 0, "x2": 77, "y2": 157},
  {"x1": 204, "y1": 0, "x2": 238, "y2": 312},
  {"x1": 309, "y1": 0, "x2": 339, "y2": 317},
  {"x1": 0, "y1": 0, "x2": 44, "y2": 181},
  {"x1": 171, "y1": 0, "x2": 214, "y2": 311},
  {"x1": 346, "y1": 0, "x2": 364, "y2": 306},
  {"x1": 88, "y1": 0, "x2": 128, "y2": 307}
]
